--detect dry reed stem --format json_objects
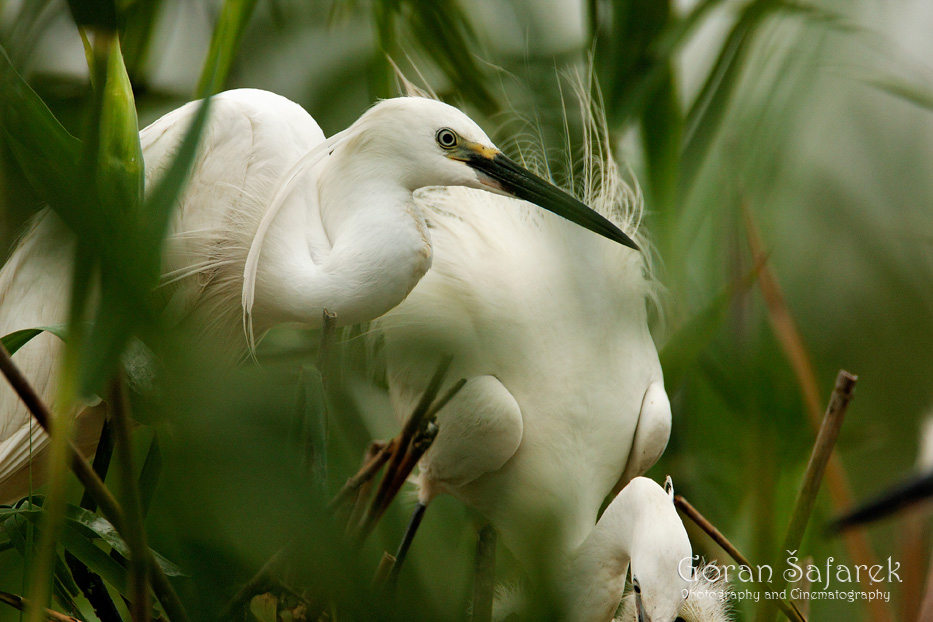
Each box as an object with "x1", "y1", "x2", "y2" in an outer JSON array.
[
  {"x1": 781, "y1": 371, "x2": 856, "y2": 556},
  {"x1": 358, "y1": 356, "x2": 452, "y2": 537},
  {"x1": 0, "y1": 591, "x2": 81, "y2": 622},
  {"x1": 741, "y1": 203, "x2": 893, "y2": 622}
]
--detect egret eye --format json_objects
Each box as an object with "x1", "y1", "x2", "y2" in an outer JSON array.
[
  {"x1": 632, "y1": 578, "x2": 641, "y2": 594},
  {"x1": 436, "y1": 128, "x2": 458, "y2": 150}
]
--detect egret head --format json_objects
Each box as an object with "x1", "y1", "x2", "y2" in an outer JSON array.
[
  {"x1": 628, "y1": 479, "x2": 692, "y2": 622},
  {"x1": 350, "y1": 97, "x2": 639, "y2": 250}
]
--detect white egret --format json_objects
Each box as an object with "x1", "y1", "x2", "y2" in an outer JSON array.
[
  {"x1": 562, "y1": 477, "x2": 690, "y2": 622},
  {"x1": 372, "y1": 108, "x2": 670, "y2": 571},
  {"x1": 0, "y1": 88, "x2": 638, "y2": 501},
  {"x1": 492, "y1": 478, "x2": 731, "y2": 622}
]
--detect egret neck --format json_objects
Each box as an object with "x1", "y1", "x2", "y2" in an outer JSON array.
[
  {"x1": 274, "y1": 146, "x2": 433, "y2": 328},
  {"x1": 563, "y1": 478, "x2": 690, "y2": 622}
]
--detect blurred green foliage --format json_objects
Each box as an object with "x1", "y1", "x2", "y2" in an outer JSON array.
[{"x1": 1, "y1": 0, "x2": 932, "y2": 621}]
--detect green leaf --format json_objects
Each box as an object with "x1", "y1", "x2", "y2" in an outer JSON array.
[
  {"x1": 0, "y1": 45, "x2": 87, "y2": 235},
  {"x1": 1, "y1": 325, "x2": 67, "y2": 356},
  {"x1": 139, "y1": 95, "x2": 211, "y2": 283},
  {"x1": 63, "y1": 505, "x2": 186, "y2": 577},
  {"x1": 865, "y1": 75, "x2": 933, "y2": 112},
  {"x1": 197, "y1": 0, "x2": 258, "y2": 96},
  {"x1": 679, "y1": 2, "x2": 769, "y2": 198},
  {"x1": 250, "y1": 593, "x2": 278, "y2": 622},
  {"x1": 137, "y1": 435, "x2": 162, "y2": 518}
]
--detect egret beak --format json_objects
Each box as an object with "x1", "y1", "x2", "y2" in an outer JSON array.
[
  {"x1": 829, "y1": 470, "x2": 933, "y2": 532},
  {"x1": 459, "y1": 148, "x2": 640, "y2": 251}
]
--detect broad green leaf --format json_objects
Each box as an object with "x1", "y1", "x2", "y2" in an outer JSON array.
[
  {"x1": 19, "y1": 509, "x2": 129, "y2": 596},
  {"x1": 1, "y1": 325, "x2": 67, "y2": 356},
  {"x1": 0, "y1": 45, "x2": 86, "y2": 234},
  {"x1": 77, "y1": 275, "x2": 137, "y2": 400},
  {"x1": 120, "y1": 0, "x2": 165, "y2": 81},
  {"x1": 641, "y1": 66, "x2": 682, "y2": 224},
  {"x1": 64, "y1": 505, "x2": 185, "y2": 577}
]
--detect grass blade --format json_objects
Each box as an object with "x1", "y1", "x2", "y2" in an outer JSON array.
[{"x1": 196, "y1": 0, "x2": 258, "y2": 95}]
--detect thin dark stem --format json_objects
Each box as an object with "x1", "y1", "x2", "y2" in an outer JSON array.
[
  {"x1": 0, "y1": 343, "x2": 190, "y2": 622},
  {"x1": 329, "y1": 441, "x2": 392, "y2": 512},
  {"x1": 111, "y1": 376, "x2": 150, "y2": 622},
  {"x1": 217, "y1": 548, "x2": 288, "y2": 621}
]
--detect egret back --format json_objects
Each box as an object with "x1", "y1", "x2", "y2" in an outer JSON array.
[{"x1": 147, "y1": 89, "x2": 329, "y2": 350}]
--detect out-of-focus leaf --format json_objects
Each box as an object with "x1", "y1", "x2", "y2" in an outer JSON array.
[
  {"x1": 0, "y1": 46, "x2": 86, "y2": 233},
  {"x1": 660, "y1": 265, "x2": 760, "y2": 391},
  {"x1": 120, "y1": 0, "x2": 165, "y2": 81},
  {"x1": 373, "y1": 0, "x2": 497, "y2": 114},
  {"x1": 641, "y1": 66, "x2": 682, "y2": 222},
  {"x1": 592, "y1": 0, "x2": 671, "y2": 127},
  {"x1": 865, "y1": 75, "x2": 933, "y2": 111},
  {"x1": 137, "y1": 435, "x2": 162, "y2": 517},
  {"x1": 78, "y1": 277, "x2": 137, "y2": 400},
  {"x1": 197, "y1": 0, "x2": 258, "y2": 96},
  {"x1": 139, "y1": 96, "x2": 211, "y2": 282},
  {"x1": 680, "y1": 2, "x2": 771, "y2": 198},
  {"x1": 1, "y1": 325, "x2": 67, "y2": 356},
  {"x1": 250, "y1": 593, "x2": 278, "y2": 622},
  {"x1": 76, "y1": 33, "x2": 146, "y2": 401}
]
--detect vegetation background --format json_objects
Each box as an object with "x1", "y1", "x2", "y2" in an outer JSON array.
[{"x1": 0, "y1": 0, "x2": 932, "y2": 621}]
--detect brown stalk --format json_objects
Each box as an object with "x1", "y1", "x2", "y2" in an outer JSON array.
[
  {"x1": 0, "y1": 591, "x2": 81, "y2": 622},
  {"x1": 780, "y1": 371, "x2": 856, "y2": 559},
  {"x1": 329, "y1": 440, "x2": 392, "y2": 512},
  {"x1": 357, "y1": 356, "x2": 452, "y2": 538},
  {"x1": 742, "y1": 203, "x2": 893, "y2": 622},
  {"x1": 0, "y1": 343, "x2": 190, "y2": 622}
]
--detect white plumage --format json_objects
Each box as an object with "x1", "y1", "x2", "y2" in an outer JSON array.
[
  {"x1": 0, "y1": 88, "x2": 636, "y2": 502},
  {"x1": 375, "y1": 181, "x2": 668, "y2": 565}
]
